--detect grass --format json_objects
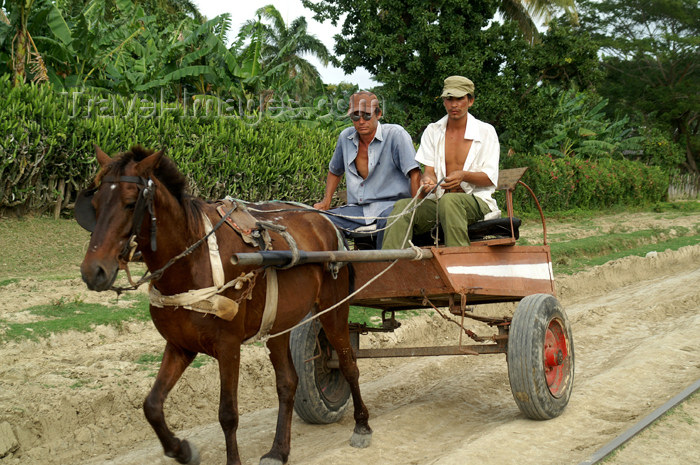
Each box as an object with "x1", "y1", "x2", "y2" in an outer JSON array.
[
  {"x1": 135, "y1": 352, "x2": 213, "y2": 376},
  {"x1": 0, "y1": 216, "x2": 91, "y2": 280},
  {"x1": 554, "y1": 234, "x2": 700, "y2": 274},
  {"x1": 550, "y1": 227, "x2": 700, "y2": 274},
  {"x1": 0, "y1": 297, "x2": 150, "y2": 342},
  {"x1": 349, "y1": 306, "x2": 423, "y2": 328}
]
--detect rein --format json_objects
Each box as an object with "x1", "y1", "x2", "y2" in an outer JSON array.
[
  {"x1": 98, "y1": 175, "x2": 241, "y2": 295},
  {"x1": 112, "y1": 205, "x2": 241, "y2": 294}
]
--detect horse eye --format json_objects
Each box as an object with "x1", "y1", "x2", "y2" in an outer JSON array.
[{"x1": 125, "y1": 202, "x2": 137, "y2": 210}]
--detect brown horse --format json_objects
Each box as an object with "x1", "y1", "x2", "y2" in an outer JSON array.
[{"x1": 78, "y1": 146, "x2": 371, "y2": 465}]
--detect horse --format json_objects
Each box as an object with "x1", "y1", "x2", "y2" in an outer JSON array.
[{"x1": 78, "y1": 146, "x2": 371, "y2": 465}]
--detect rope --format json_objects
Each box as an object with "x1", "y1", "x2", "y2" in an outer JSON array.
[
  {"x1": 110, "y1": 204, "x2": 239, "y2": 294},
  {"x1": 238, "y1": 179, "x2": 445, "y2": 234},
  {"x1": 257, "y1": 221, "x2": 301, "y2": 269},
  {"x1": 260, "y1": 256, "x2": 406, "y2": 342}
]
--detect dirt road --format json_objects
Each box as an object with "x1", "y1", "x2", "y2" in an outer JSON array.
[{"x1": 1, "y1": 242, "x2": 699, "y2": 464}]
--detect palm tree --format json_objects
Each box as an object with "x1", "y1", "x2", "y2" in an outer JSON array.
[
  {"x1": 500, "y1": 0, "x2": 578, "y2": 43},
  {"x1": 237, "y1": 4, "x2": 336, "y2": 98}
]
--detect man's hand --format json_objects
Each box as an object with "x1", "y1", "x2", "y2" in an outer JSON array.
[
  {"x1": 314, "y1": 199, "x2": 331, "y2": 210},
  {"x1": 419, "y1": 174, "x2": 437, "y2": 197},
  {"x1": 440, "y1": 170, "x2": 465, "y2": 192}
]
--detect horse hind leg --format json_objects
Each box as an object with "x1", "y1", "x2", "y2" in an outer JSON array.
[
  {"x1": 318, "y1": 305, "x2": 372, "y2": 449},
  {"x1": 143, "y1": 342, "x2": 200, "y2": 465},
  {"x1": 259, "y1": 333, "x2": 297, "y2": 465}
]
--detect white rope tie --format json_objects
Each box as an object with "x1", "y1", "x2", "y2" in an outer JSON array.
[{"x1": 259, "y1": 255, "x2": 410, "y2": 342}]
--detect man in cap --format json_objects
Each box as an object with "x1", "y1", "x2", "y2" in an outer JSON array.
[
  {"x1": 314, "y1": 91, "x2": 421, "y2": 247},
  {"x1": 382, "y1": 76, "x2": 501, "y2": 249}
]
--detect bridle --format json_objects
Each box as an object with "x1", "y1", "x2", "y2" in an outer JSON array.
[
  {"x1": 76, "y1": 175, "x2": 158, "y2": 262},
  {"x1": 75, "y1": 174, "x2": 240, "y2": 294}
]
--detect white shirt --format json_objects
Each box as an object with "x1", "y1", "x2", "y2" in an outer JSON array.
[{"x1": 415, "y1": 114, "x2": 500, "y2": 218}]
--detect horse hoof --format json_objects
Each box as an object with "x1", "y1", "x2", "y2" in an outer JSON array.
[
  {"x1": 350, "y1": 431, "x2": 372, "y2": 449},
  {"x1": 259, "y1": 457, "x2": 284, "y2": 465},
  {"x1": 182, "y1": 440, "x2": 201, "y2": 465}
]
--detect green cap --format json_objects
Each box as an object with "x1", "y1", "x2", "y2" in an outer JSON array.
[{"x1": 441, "y1": 76, "x2": 474, "y2": 98}]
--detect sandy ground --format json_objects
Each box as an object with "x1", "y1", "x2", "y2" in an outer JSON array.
[{"x1": 0, "y1": 216, "x2": 699, "y2": 465}]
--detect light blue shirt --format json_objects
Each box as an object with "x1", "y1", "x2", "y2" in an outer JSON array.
[{"x1": 329, "y1": 122, "x2": 419, "y2": 223}]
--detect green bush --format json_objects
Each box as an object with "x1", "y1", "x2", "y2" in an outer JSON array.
[
  {"x1": 502, "y1": 152, "x2": 668, "y2": 212},
  {"x1": 0, "y1": 78, "x2": 345, "y2": 213},
  {"x1": 638, "y1": 127, "x2": 686, "y2": 173},
  {"x1": 0, "y1": 78, "x2": 670, "y2": 217}
]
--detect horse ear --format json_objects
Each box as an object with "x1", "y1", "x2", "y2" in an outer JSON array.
[
  {"x1": 95, "y1": 145, "x2": 112, "y2": 167},
  {"x1": 135, "y1": 149, "x2": 165, "y2": 176}
]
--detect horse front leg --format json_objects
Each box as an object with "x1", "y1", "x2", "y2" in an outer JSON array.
[
  {"x1": 319, "y1": 309, "x2": 372, "y2": 448},
  {"x1": 218, "y1": 347, "x2": 243, "y2": 465},
  {"x1": 143, "y1": 341, "x2": 200, "y2": 465},
  {"x1": 260, "y1": 333, "x2": 297, "y2": 465}
]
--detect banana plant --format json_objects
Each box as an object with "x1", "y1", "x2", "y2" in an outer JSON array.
[{"x1": 533, "y1": 88, "x2": 643, "y2": 158}]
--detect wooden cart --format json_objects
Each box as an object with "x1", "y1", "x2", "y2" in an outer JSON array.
[{"x1": 234, "y1": 168, "x2": 574, "y2": 424}]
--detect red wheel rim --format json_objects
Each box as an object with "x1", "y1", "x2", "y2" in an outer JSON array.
[{"x1": 543, "y1": 318, "x2": 570, "y2": 397}]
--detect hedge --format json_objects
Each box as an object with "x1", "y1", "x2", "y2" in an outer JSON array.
[
  {"x1": 0, "y1": 77, "x2": 343, "y2": 214},
  {"x1": 0, "y1": 78, "x2": 669, "y2": 216},
  {"x1": 501, "y1": 152, "x2": 669, "y2": 212}
]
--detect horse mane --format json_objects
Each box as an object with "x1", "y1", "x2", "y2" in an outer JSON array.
[{"x1": 98, "y1": 146, "x2": 206, "y2": 238}]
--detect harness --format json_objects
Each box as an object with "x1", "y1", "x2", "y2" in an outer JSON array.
[{"x1": 76, "y1": 178, "x2": 338, "y2": 343}]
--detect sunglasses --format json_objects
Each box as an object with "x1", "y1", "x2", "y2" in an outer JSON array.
[{"x1": 349, "y1": 111, "x2": 375, "y2": 121}]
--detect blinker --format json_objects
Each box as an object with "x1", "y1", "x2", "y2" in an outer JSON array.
[{"x1": 74, "y1": 188, "x2": 98, "y2": 232}]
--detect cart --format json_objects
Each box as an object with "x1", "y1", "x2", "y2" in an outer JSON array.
[{"x1": 234, "y1": 168, "x2": 574, "y2": 424}]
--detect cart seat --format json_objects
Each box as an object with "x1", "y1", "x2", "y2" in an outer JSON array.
[
  {"x1": 468, "y1": 217, "x2": 521, "y2": 241},
  {"x1": 346, "y1": 216, "x2": 521, "y2": 249}
]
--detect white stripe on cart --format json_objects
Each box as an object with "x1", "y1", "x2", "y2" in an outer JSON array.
[{"x1": 447, "y1": 262, "x2": 553, "y2": 280}]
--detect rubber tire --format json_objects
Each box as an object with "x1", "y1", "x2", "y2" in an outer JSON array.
[
  {"x1": 290, "y1": 314, "x2": 352, "y2": 424},
  {"x1": 507, "y1": 293, "x2": 574, "y2": 420}
]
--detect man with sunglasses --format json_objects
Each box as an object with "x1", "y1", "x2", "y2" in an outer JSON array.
[
  {"x1": 314, "y1": 91, "x2": 421, "y2": 247},
  {"x1": 382, "y1": 76, "x2": 501, "y2": 249}
]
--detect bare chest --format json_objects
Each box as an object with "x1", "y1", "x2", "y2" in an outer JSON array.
[
  {"x1": 355, "y1": 142, "x2": 370, "y2": 179},
  {"x1": 444, "y1": 131, "x2": 473, "y2": 173}
]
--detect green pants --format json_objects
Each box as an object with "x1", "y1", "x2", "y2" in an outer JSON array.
[{"x1": 381, "y1": 193, "x2": 491, "y2": 249}]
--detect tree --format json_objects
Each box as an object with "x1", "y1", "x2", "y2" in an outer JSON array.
[
  {"x1": 302, "y1": 0, "x2": 599, "y2": 145},
  {"x1": 56, "y1": 0, "x2": 204, "y2": 25},
  {"x1": 499, "y1": 0, "x2": 577, "y2": 43},
  {"x1": 237, "y1": 4, "x2": 336, "y2": 99},
  {"x1": 0, "y1": 0, "x2": 56, "y2": 86},
  {"x1": 0, "y1": 0, "x2": 243, "y2": 96},
  {"x1": 578, "y1": 0, "x2": 699, "y2": 173}
]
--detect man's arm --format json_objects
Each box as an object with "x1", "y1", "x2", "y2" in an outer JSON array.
[
  {"x1": 408, "y1": 168, "x2": 421, "y2": 197},
  {"x1": 314, "y1": 171, "x2": 343, "y2": 210}
]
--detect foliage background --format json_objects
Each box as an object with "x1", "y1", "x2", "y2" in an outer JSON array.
[
  {"x1": 0, "y1": 0, "x2": 697, "y2": 217},
  {"x1": 0, "y1": 75, "x2": 341, "y2": 213}
]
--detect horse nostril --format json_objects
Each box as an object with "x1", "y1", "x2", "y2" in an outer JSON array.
[
  {"x1": 95, "y1": 265, "x2": 108, "y2": 285},
  {"x1": 81, "y1": 260, "x2": 117, "y2": 291}
]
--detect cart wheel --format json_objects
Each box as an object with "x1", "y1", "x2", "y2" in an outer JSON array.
[
  {"x1": 290, "y1": 314, "x2": 352, "y2": 424},
  {"x1": 507, "y1": 293, "x2": 574, "y2": 420}
]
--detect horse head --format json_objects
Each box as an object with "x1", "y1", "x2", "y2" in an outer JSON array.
[{"x1": 79, "y1": 145, "x2": 164, "y2": 291}]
